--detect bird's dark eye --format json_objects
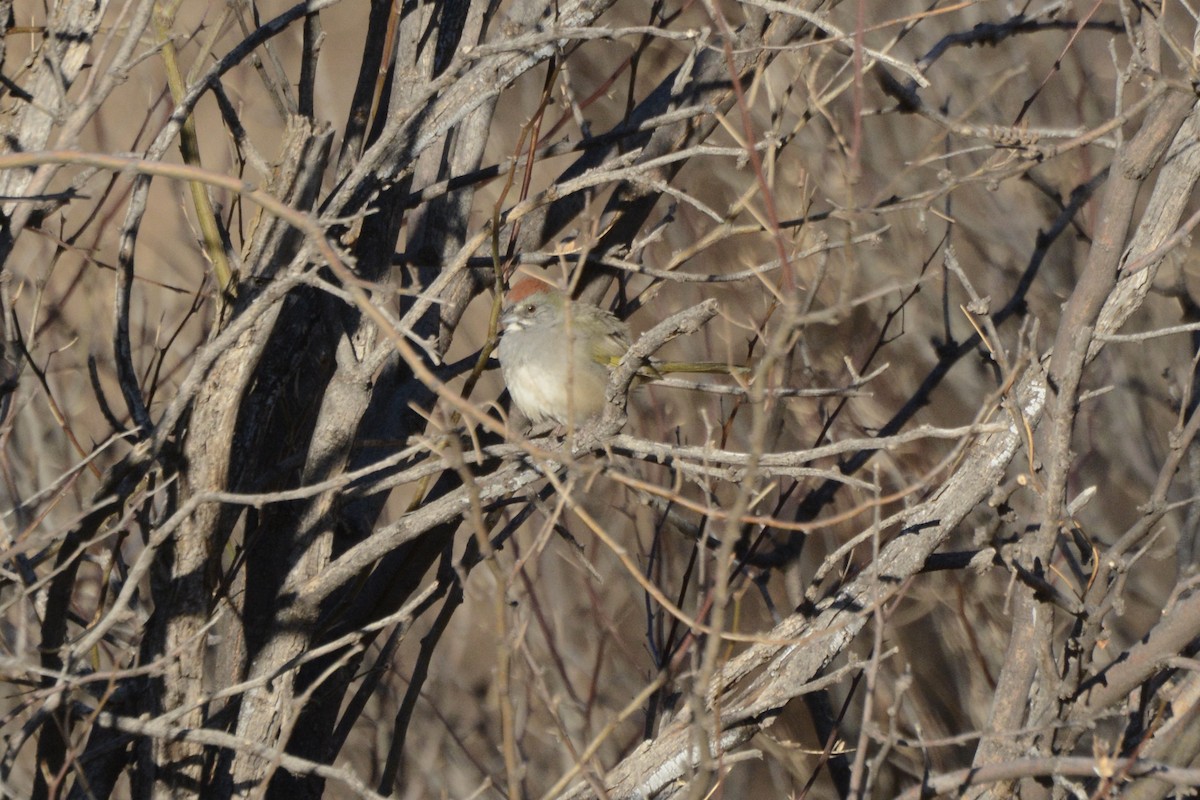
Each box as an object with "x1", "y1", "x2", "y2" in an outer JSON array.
[{"x1": 525, "y1": 304, "x2": 536, "y2": 313}]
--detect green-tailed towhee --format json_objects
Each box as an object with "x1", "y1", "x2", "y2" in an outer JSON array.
[{"x1": 496, "y1": 277, "x2": 741, "y2": 426}]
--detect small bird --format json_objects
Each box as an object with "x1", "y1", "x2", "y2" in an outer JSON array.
[
  {"x1": 497, "y1": 277, "x2": 631, "y2": 426},
  {"x1": 496, "y1": 277, "x2": 743, "y2": 426}
]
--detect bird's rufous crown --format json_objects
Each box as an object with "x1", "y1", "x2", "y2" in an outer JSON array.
[{"x1": 505, "y1": 276, "x2": 557, "y2": 304}]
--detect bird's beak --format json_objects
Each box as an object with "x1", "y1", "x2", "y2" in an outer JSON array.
[{"x1": 499, "y1": 308, "x2": 516, "y2": 332}]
